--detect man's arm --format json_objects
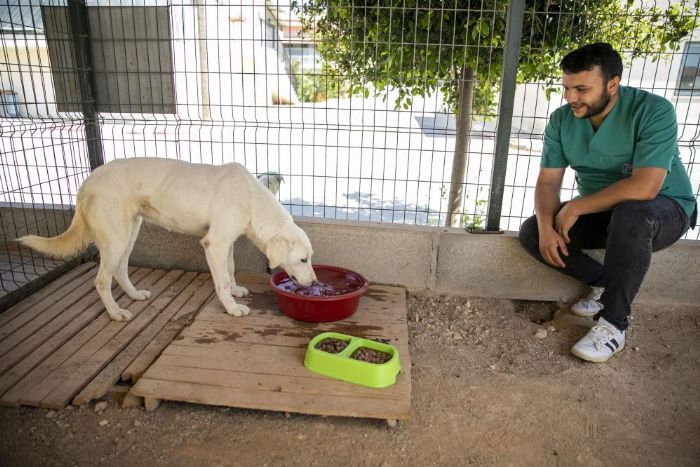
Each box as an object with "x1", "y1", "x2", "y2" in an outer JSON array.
[
  {"x1": 535, "y1": 167, "x2": 568, "y2": 268},
  {"x1": 555, "y1": 166, "x2": 667, "y2": 243}
]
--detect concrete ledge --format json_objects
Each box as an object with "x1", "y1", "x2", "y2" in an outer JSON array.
[
  {"x1": 1, "y1": 203, "x2": 72, "y2": 241},
  {"x1": 3, "y1": 206, "x2": 699, "y2": 306},
  {"x1": 130, "y1": 217, "x2": 699, "y2": 306}
]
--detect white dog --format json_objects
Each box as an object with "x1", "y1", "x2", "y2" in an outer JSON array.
[
  {"x1": 257, "y1": 171, "x2": 284, "y2": 196},
  {"x1": 18, "y1": 158, "x2": 317, "y2": 321}
]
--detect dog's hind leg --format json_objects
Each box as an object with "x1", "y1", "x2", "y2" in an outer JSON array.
[
  {"x1": 94, "y1": 235, "x2": 135, "y2": 322},
  {"x1": 115, "y1": 216, "x2": 150, "y2": 301},
  {"x1": 202, "y1": 233, "x2": 249, "y2": 317},
  {"x1": 227, "y1": 243, "x2": 249, "y2": 298}
]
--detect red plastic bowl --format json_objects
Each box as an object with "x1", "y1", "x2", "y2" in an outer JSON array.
[{"x1": 270, "y1": 265, "x2": 369, "y2": 322}]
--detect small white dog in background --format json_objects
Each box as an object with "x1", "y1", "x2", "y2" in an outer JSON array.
[
  {"x1": 257, "y1": 172, "x2": 284, "y2": 196},
  {"x1": 18, "y1": 158, "x2": 316, "y2": 321}
]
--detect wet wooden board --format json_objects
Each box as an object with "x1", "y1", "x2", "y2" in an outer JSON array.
[
  {"x1": 0, "y1": 263, "x2": 214, "y2": 408},
  {"x1": 130, "y1": 272, "x2": 412, "y2": 421}
]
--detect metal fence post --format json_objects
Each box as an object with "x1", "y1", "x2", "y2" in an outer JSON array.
[
  {"x1": 67, "y1": 0, "x2": 103, "y2": 170},
  {"x1": 486, "y1": 0, "x2": 525, "y2": 232}
]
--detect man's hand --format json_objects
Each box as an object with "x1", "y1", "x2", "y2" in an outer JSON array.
[
  {"x1": 554, "y1": 201, "x2": 580, "y2": 243},
  {"x1": 539, "y1": 226, "x2": 568, "y2": 268}
]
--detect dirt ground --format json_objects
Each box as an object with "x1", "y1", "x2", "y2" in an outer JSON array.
[{"x1": 1, "y1": 292, "x2": 699, "y2": 467}]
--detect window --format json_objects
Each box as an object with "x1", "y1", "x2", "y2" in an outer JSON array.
[
  {"x1": 285, "y1": 44, "x2": 318, "y2": 71},
  {"x1": 0, "y1": 3, "x2": 43, "y2": 35},
  {"x1": 676, "y1": 42, "x2": 699, "y2": 96}
]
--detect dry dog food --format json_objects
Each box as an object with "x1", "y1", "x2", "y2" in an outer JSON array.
[
  {"x1": 350, "y1": 347, "x2": 392, "y2": 364},
  {"x1": 315, "y1": 338, "x2": 349, "y2": 353}
]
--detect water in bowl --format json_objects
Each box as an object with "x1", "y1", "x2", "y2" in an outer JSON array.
[{"x1": 275, "y1": 268, "x2": 364, "y2": 297}]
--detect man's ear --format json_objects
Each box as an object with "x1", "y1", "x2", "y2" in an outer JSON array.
[
  {"x1": 608, "y1": 75, "x2": 621, "y2": 96},
  {"x1": 265, "y1": 235, "x2": 287, "y2": 269}
]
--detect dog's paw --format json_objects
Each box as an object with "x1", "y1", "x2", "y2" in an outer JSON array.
[
  {"x1": 108, "y1": 308, "x2": 133, "y2": 321},
  {"x1": 225, "y1": 303, "x2": 250, "y2": 317},
  {"x1": 231, "y1": 285, "x2": 249, "y2": 297},
  {"x1": 131, "y1": 289, "x2": 151, "y2": 301}
]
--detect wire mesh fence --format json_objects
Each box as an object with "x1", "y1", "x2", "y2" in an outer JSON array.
[{"x1": 1, "y1": 0, "x2": 699, "y2": 297}]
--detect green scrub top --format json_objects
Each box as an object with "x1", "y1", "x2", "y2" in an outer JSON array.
[{"x1": 541, "y1": 86, "x2": 697, "y2": 227}]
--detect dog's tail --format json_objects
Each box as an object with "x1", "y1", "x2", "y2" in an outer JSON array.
[{"x1": 17, "y1": 200, "x2": 92, "y2": 258}]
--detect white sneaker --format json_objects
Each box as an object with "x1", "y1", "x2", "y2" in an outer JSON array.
[
  {"x1": 571, "y1": 286, "x2": 605, "y2": 317},
  {"x1": 571, "y1": 317, "x2": 625, "y2": 363}
]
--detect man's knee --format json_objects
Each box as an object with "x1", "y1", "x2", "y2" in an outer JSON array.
[
  {"x1": 611, "y1": 200, "x2": 654, "y2": 229},
  {"x1": 518, "y1": 215, "x2": 539, "y2": 254}
]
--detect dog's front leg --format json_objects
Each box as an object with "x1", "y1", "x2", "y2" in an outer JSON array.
[
  {"x1": 202, "y1": 237, "x2": 250, "y2": 317},
  {"x1": 227, "y1": 243, "x2": 249, "y2": 298}
]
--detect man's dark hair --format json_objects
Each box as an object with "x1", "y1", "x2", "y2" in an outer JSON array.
[{"x1": 560, "y1": 43, "x2": 623, "y2": 82}]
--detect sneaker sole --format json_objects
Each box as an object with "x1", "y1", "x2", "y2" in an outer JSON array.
[
  {"x1": 569, "y1": 307, "x2": 602, "y2": 318},
  {"x1": 571, "y1": 342, "x2": 625, "y2": 363}
]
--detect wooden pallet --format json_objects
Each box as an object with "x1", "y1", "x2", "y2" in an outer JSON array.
[
  {"x1": 129, "y1": 272, "x2": 412, "y2": 422},
  {"x1": 0, "y1": 263, "x2": 214, "y2": 409}
]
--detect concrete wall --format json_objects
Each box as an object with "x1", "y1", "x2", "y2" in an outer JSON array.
[
  {"x1": 3, "y1": 205, "x2": 699, "y2": 306},
  {"x1": 130, "y1": 217, "x2": 699, "y2": 307},
  {"x1": 1, "y1": 203, "x2": 72, "y2": 242}
]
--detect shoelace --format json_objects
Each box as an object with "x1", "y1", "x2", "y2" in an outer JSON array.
[
  {"x1": 589, "y1": 322, "x2": 617, "y2": 346},
  {"x1": 587, "y1": 287, "x2": 604, "y2": 300},
  {"x1": 579, "y1": 287, "x2": 604, "y2": 307}
]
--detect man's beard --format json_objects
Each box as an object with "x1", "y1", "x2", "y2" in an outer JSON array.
[{"x1": 575, "y1": 88, "x2": 611, "y2": 119}]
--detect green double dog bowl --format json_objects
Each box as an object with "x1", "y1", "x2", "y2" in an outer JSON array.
[{"x1": 304, "y1": 332, "x2": 401, "y2": 388}]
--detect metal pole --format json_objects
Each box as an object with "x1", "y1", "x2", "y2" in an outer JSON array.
[
  {"x1": 445, "y1": 66, "x2": 474, "y2": 227},
  {"x1": 67, "y1": 0, "x2": 103, "y2": 170},
  {"x1": 486, "y1": 0, "x2": 525, "y2": 232},
  {"x1": 197, "y1": 1, "x2": 210, "y2": 120}
]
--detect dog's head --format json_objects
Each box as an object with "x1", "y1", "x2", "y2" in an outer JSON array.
[{"x1": 265, "y1": 223, "x2": 316, "y2": 286}]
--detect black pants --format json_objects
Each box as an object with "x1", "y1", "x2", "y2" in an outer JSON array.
[{"x1": 518, "y1": 196, "x2": 690, "y2": 330}]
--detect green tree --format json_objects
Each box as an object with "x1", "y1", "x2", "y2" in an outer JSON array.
[
  {"x1": 296, "y1": 0, "x2": 698, "y2": 114},
  {"x1": 291, "y1": 60, "x2": 350, "y2": 102},
  {"x1": 294, "y1": 0, "x2": 699, "y2": 226}
]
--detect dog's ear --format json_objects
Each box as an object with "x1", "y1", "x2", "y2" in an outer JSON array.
[{"x1": 265, "y1": 235, "x2": 287, "y2": 269}]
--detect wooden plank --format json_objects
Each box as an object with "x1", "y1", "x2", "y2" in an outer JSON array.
[
  {"x1": 36, "y1": 270, "x2": 193, "y2": 409},
  {"x1": 0, "y1": 269, "x2": 100, "y2": 359},
  {"x1": 171, "y1": 281, "x2": 215, "y2": 321},
  {"x1": 121, "y1": 392, "x2": 143, "y2": 408},
  {"x1": 0, "y1": 268, "x2": 159, "y2": 406},
  {"x1": 144, "y1": 397, "x2": 161, "y2": 411},
  {"x1": 0, "y1": 262, "x2": 95, "y2": 327},
  {"x1": 121, "y1": 278, "x2": 214, "y2": 383},
  {"x1": 198, "y1": 292, "x2": 408, "y2": 330},
  {"x1": 0, "y1": 265, "x2": 101, "y2": 342},
  {"x1": 130, "y1": 379, "x2": 411, "y2": 420},
  {"x1": 144, "y1": 350, "x2": 409, "y2": 399},
  {"x1": 183, "y1": 281, "x2": 408, "y2": 350},
  {"x1": 141, "y1": 363, "x2": 406, "y2": 401},
  {"x1": 194, "y1": 308, "x2": 408, "y2": 333},
  {"x1": 165, "y1": 338, "x2": 409, "y2": 371},
  {"x1": 175, "y1": 319, "x2": 409, "y2": 353},
  {"x1": 168, "y1": 338, "x2": 409, "y2": 369},
  {"x1": 72, "y1": 272, "x2": 208, "y2": 405},
  {"x1": 233, "y1": 271, "x2": 270, "y2": 285}
]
